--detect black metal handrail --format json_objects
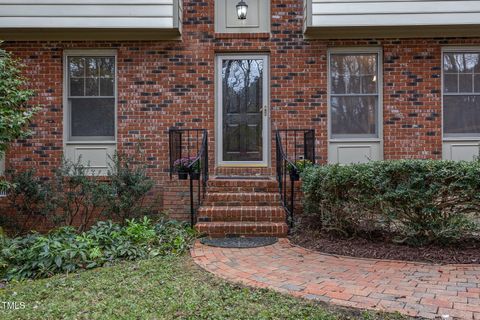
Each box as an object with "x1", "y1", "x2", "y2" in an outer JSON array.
[
  {"x1": 275, "y1": 129, "x2": 315, "y2": 229},
  {"x1": 168, "y1": 128, "x2": 208, "y2": 227}
]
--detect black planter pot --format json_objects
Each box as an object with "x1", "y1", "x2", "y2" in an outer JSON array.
[
  {"x1": 190, "y1": 171, "x2": 200, "y2": 180},
  {"x1": 289, "y1": 170, "x2": 300, "y2": 181},
  {"x1": 178, "y1": 171, "x2": 189, "y2": 180}
]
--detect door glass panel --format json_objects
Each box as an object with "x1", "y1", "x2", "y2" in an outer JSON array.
[{"x1": 221, "y1": 59, "x2": 264, "y2": 161}]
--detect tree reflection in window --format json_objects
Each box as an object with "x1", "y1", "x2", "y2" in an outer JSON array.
[
  {"x1": 330, "y1": 53, "x2": 379, "y2": 138},
  {"x1": 443, "y1": 52, "x2": 480, "y2": 137}
]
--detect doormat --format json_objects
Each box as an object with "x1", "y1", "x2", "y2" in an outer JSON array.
[
  {"x1": 200, "y1": 237, "x2": 278, "y2": 248},
  {"x1": 214, "y1": 176, "x2": 272, "y2": 180}
]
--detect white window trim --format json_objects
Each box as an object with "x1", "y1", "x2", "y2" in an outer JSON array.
[
  {"x1": 327, "y1": 47, "x2": 384, "y2": 143},
  {"x1": 63, "y1": 49, "x2": 118, "y2": 146},
  {"x1": 441, "y1": 46, "x2": 480, "y2": 141}
]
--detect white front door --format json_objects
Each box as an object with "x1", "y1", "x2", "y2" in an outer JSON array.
[{"x1": 216, "y1": 54, "x2": 269, "y2": 166}]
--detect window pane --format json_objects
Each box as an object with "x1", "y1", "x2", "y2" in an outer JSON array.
[
  {"x1": 331, "y1": 96, "x2": 377, "y2": 137},
  {"x1": 444, "y1": 53, "x2": 480, "y2": 73},
  {"x1": 100, "y1": 78, "x2": 114, "y2": 96},
  {"x1": 330, "y1": 54, "x2": 377, "y2": 94},
  {"x1": 444, "y1": 95, "x2": 480, "y2": 136},
  {"x1": 443, "y1": 53, "x2": 457, "y2": 72},
  {"x1": 86, "y1": 78, "x2": 99, "y2": 96},
  {"x1": 459, "y1": 74, "x2": 473, "y2": 93},
  {"x1": 69, "y1": 57, "x2": 84, "y2": 77},
  {"x1": 70, "y1": 78, "x2": 84, "y2": 96},
  {"x1": 86, "y1": 57, "x2": 99, "y2": 77},
  {"x1": 71, "y1": 98, "x2": 115, "y2": 138},
  {"x1": 462, "y1": 54, "x2": 479, "y2": 73},
  {"x1": 444, "y1": 73, "x2": 458, "y2": 93},
  {"x1": 99, "y1": 58, "x2": 114, "y2": 77},
  {"x1": 361, "y1": 75, "x2": 377, "y2": 94},
  {"x1": 474, "y1": 74, "x2": 480, "y2": 93}
]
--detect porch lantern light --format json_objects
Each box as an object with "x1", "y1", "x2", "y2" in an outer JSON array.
[{"x1": 236, "y1": 0, "x2": 248, "y2": 20}]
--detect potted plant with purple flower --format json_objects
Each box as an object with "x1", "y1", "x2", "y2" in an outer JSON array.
[
  {"x1": 174, "y1": 157, "x2": 194, "y2": 180},
  {"x1": 189, "y1": 160, "x2": 201, "y2": 180},
  {"x1": 173, "y1": 157, "x2": 201, "y2": 180}
]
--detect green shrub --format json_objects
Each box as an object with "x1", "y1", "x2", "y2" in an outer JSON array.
[
  {"x1": 0, "y1": 45, "x2": 38, "y2": 157},
  {"x1": 5, "y1": 151, "x2": 155, "y2": 232},
  {"x1": 0, "y1": 217, "x2": 196, "y2": 281},
  {"x1": 102, "y1": 152, "x2": 155, "y2": 222},
  {"x1": 301, "y1": 160, "x2": 480, "y2": 245},
  {"x1": 50, "y1": 157, "x2": 108, "y2": 232},
  {"x1": 294, "y1": 159, "x2": 314, "y2": 173},
  {"x1": 5, "y1": 169, "x2": 54, "y2": 234}
]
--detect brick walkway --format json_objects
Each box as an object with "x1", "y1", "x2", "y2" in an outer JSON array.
[{"x1": 191, "y1": 239, "x2": 480, "y2": 319}]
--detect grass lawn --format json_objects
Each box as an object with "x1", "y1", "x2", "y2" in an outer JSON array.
[{"x1": 0, "y1": 255, "x2": 407, "y2": 320}]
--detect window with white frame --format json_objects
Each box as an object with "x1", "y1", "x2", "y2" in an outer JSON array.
[
  {"x1": 66, "y1": 55, "x2": 116, "y2": 142},
  {"x1": 329, "y1": 52, "x2": 380, "y2": 139},
  {"x1": 443, "y1": 50, "x2": 480, "y2": 138}
]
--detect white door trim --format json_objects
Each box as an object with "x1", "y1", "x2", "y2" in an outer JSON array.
[{"x1": 215, "y1": 54, "x2": 270, "y2": 167}]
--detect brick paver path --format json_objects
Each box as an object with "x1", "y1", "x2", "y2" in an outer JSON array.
[{"x1": 191, "y1": 239, "x2": 480, "y2": 319}]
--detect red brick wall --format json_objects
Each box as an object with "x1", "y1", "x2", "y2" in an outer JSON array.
[{"x1": 1, "y1": 0, "x2": 479, "y2": 228}]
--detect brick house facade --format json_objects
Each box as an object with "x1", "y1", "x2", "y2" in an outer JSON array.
[{"x1": 1, "y1": 0, "x2": 479, "y2": 234}]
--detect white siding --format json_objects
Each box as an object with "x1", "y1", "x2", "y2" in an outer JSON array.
[
  {"x1": 0, "y1": 0, "x2": 177, "y2": 29},
  {"x1": 305, "y1": 0, "x2": 480, "y2": 38},
  {"x1": 309, "y1": 0, "x2": 480, "y2": 27}
]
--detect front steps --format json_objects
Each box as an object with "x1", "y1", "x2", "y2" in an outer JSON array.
[{"x1": 195, "y1": 177, "x2": 288, "y2": 238}]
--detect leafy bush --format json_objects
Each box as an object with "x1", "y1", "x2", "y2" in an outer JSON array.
[
  {"x1": 5, "y1": 152, "x2": 155, "y2": 232},
  {"x1": 50, "y1": 157, "x2": 108, "y2": 231},
  {"x1": 102, "y1": 152, "x2": 155, "y2": 222},
  {"x1": 0, "y1": 45, "x2": 37, "y2": 155},
  {"x1": 5, "y1": 169, "x2": 53, "y2": 234},
  {"x1": 0, "y1": 217, "x2": 196, "y2": 280},
  {"x1": 0, "y1": 45, "x2": 38, "y2": 192},
  {"x1": 301, "y1": 160, "x2": 480, "y2": 245}
]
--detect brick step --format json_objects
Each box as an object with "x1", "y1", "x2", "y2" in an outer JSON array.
[
  {"x1": 207, "y1": 178, "x2": 278, "y2": 193},
  {"x1": 203, "y1": 192, "x2": 281, "y2": 206},
  {"x1": 195, "y1": 221, "x2": 288, "y2": 238},
  {"x1": 197, "y1": 206, "x2": 285, "y2": 222}
]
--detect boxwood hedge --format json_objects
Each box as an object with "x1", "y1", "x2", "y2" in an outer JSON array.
[{"x1": 301, "y1": 160, "x2": 480, "y2": 246}]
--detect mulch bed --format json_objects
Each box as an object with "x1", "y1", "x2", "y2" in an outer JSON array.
[{"x1": 290, "y1": 228, "x2": 480, "y2": 265}]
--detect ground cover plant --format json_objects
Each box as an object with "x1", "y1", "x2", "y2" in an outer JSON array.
[
  {"x1": 300, "y1": 159, "x2": 480, "y2": 247},
  {"x1": 0, "y1": 217, "x2": 195, "y2": 281}
]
